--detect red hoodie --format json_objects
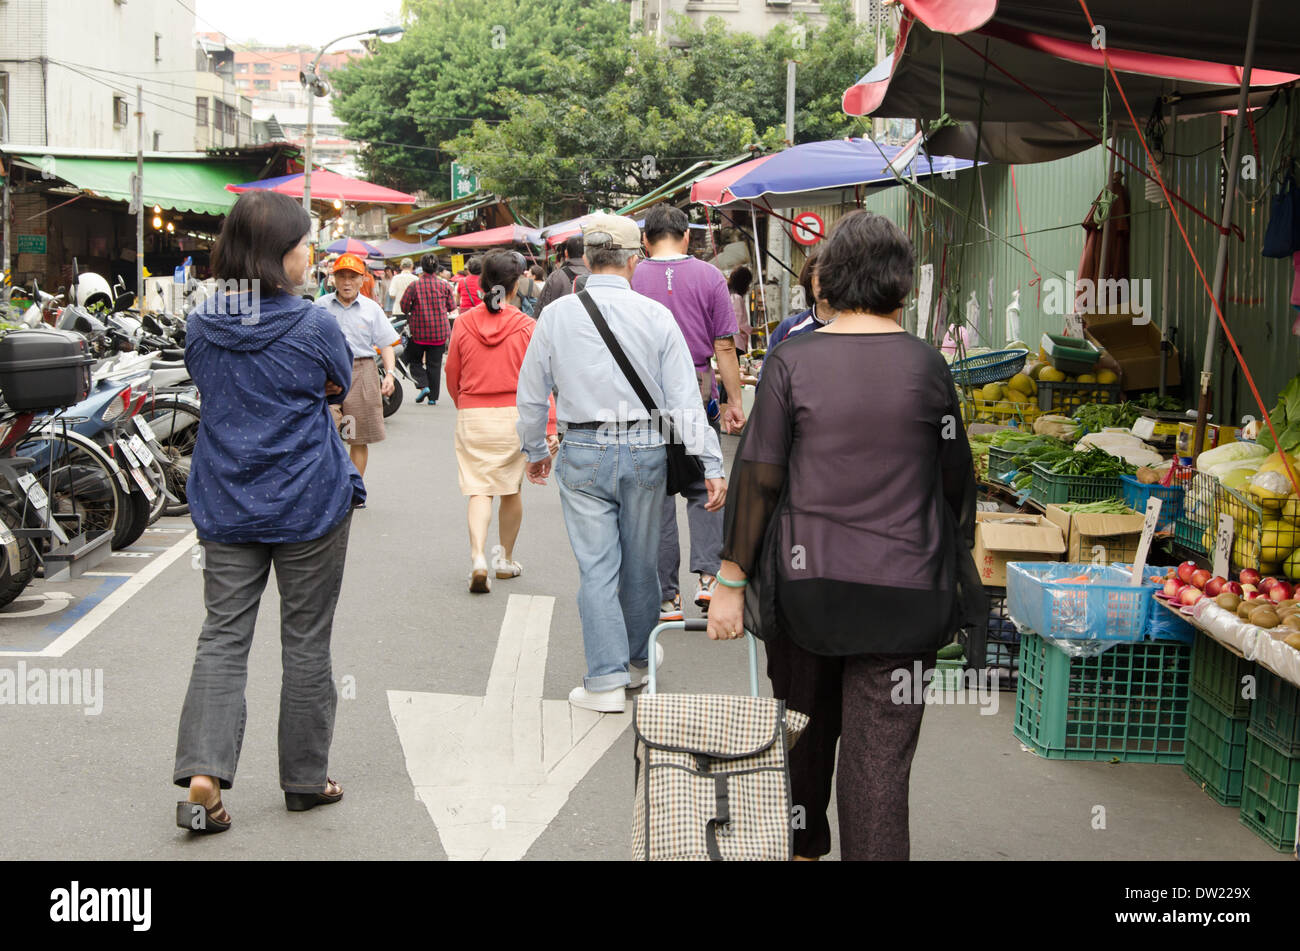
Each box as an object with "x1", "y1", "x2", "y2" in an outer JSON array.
[{"x1": 445, "y1": 304, "x2": 555, "y2": 432}]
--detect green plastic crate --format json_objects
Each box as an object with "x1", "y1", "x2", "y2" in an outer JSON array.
[
  {"x1": 1190, "y1": 632, "x2": 1254, "y2": 719},
  {"x1": 1041, "y1": 333, "x2": 1102, "y2": 375},
  {"x1": 1182, "y1": 691, "x2": 1249, "y2": 805},
  {"x1": 986, "y1": 445, "x2": 1017, "y2": 481},
  {"x1": 1013, "y1": 631, "x2": 1191, "y2": 762},
  {"x1": 1238, "y1": 731, "x2": 1300, "y2": 852},
  {"x1": 1249, "y1": 668, "x2": 1300, "y2": 757},
  {"x1": 1029, "y1": 463, "x2": 1123, "y2": 507}
]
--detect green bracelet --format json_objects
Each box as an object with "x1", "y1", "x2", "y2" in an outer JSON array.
[{"x1": 715, "y1": 573, "x2": 748, "y2": 589}]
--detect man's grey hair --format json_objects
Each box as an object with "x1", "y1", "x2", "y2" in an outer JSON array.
[
  {"x1": 400, "y1": 258, "x2": 414, "y2": 271},
  {"x1": 585, "y1": 236, "x2": 639, "y2": 271}
]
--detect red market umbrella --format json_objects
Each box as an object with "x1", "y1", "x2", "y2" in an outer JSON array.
[
  {"x1": 440, "y1": 224, "x2": 543, "y2": 248},
  {"x1": 226, "y1": 170, "x2": 417, "y2": 205}
]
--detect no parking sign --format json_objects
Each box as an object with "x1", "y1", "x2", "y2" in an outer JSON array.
[{"x1": 792, "y1": 212, "x2": 825, "y2": 246}]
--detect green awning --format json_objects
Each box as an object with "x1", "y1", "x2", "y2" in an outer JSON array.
[{"x1": 13, "y1": 155, "x2": 248, "y2": 217}]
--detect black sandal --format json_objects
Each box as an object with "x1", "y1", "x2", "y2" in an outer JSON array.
[
  {"x1": 176, "y1": 798, "x2": 232, "y2": 834},
  {"x1": 285, "y1": 778, "x2": 343, "y2": 812}
]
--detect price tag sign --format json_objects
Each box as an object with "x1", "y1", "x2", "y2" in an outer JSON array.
[
  {"x1": 134, "y1": 416, "x2": 157, "y2": 443},
  {"x1": 17, "y1": 474, "x2": 49, "y2": 512},
  {"x1": 1213, "y1": 513, "x2": 1234, "y2": 580},
  {"x1": 1129, "y1": 496, "x2": 1163, "y2": 585},
  {"x1": 1131, "y1": 416, "x2": 1157, "y2": 441},
  {"x1": 1064, "y1": 313, "x2": 1085, "y2": 338},
  {"x1": 129, "y1": 433, "x2": 155, "y2": 464}
]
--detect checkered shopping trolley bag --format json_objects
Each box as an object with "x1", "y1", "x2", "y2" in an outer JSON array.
[{"x1": 632, "y1": 620, "x2": 809, "y2": 861}]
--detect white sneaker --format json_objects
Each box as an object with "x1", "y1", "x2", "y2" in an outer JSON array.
[
  {"x1": 627, "y1": 642, "x2": 665, "y2": 690},
  {"x1": 491, "y1": 544, "x2": 522, "y2": 579},
  {"x1": 469, "y1": 556, "x2": 491, "y2": 594},
  {"x1": 659, "y1": 594, "x2": 683, "y2": 622},
  {"x1": 568, "y1": 685, "x2": 626, "y2": 713}
]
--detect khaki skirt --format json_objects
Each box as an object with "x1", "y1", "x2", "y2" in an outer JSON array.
[
  {"x1": 331, "y1": 357, "x2": 386, "y2": 446},
  {"x1": 455, "y1": 405, "x2": 526, "y2": 496}
]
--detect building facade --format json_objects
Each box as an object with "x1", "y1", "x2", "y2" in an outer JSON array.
[
  {"x1": 194, "y1": 34, "x2": 253, "y2": 150},
  {"x1": 0, "y1": 0, "x2": 195, "y2": 150}
]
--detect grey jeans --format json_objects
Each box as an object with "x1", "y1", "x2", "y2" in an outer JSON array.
[
  {"x1": 173, "y1": 513, "x2": 352, "y2": 794},
  {"x1": 658, "y1": 476, "x2": 723, "y2": 601}
]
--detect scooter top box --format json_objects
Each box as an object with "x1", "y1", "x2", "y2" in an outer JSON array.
[{"x1": 0, "y1": 328, "x2": 94, "y2": 411}]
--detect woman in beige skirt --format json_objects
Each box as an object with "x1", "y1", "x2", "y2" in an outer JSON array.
[{"x1": 445, "y1": 250, "x2": 554, "y2": 593}]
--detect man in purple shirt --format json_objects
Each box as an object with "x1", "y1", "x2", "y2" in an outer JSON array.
[{"x1": 631, "y1": 205, "x2": 745, "y2": 620}]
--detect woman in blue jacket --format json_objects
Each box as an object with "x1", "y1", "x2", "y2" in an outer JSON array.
[{"x1": 174, "y1": 190, "x2": 363, "y2": 834}]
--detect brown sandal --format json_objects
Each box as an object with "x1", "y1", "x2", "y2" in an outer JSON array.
[
  {"x1": 285, "y1": 778, "x2": 343, "y2": 812},
  {"x1": 176, "y1": 798, "x2": 232, "y2": 834}
]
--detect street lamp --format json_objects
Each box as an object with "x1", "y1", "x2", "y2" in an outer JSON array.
[{"x1": 301, "y1": 25, "x2": 404, "y2": 213}]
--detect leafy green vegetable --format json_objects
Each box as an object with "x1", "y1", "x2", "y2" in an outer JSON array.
[
  {"x1": 1072, "y1": 401, "x2": 1143, "y2": 433},
  {"x1": 1256, "y1": 374, "x2": 1300, "y2": 454},
  {"x1": 1134, "y1": 393, "x2": 1184, "y2": 412},
  {"x1": 1055, "y1": 500, "x2": 1134, "y2": 514}
]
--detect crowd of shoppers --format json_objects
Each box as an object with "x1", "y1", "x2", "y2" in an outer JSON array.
[{"x1": 175, "y1": 189, "x2": 974, "y2": 862}]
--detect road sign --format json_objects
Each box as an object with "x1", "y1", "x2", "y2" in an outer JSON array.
[
  {"x1": 792, "y1": 211, "x2": 825, "y2": 246},
  {"x1": 389, "y1": 594, "x2": 630, "y2": 860},
  {"x1": 16, "y1": 234, "x2": 47, "y2": 255},
  {"x1": 451, "y1": 162, "x2": 479, "y2": 200}
]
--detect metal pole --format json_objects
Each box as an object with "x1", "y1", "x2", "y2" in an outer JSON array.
[
  {"x1": 136, "y1": 84, "x2": 144, "y2": 308},
  {"x1": 779, "y1": 60, "x2": 795, "y2": 325},
  {"x1": 1159, "y1": 98, "x2": 1177, "y2": 396},
  {"x1": 1095, "y1": 136, "x2": 1118, "y2": 298},
  {"x1": 1193, "y1": 0, "x2": 1259, "y2": 462},
  {"x1": 2, "y1": 158, "x2": 10, "y2": 286},
  {"x1": 303, "y1": 79, "x2": 316, "y2": 212},
  {"x1": 750, "y1": 205, "x2": 767, "y2": 319}
]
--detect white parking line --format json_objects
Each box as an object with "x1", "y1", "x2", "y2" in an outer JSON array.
[{"x1": 0, "y1": 531, "x2": 197, "y2": 659}]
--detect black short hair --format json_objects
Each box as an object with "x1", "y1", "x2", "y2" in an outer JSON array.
[
  {"x1": 210, "y1": 190, "x2": 311, "y2": 296},
  {"x1": 727, "y1": 266, "x2": 753, "y2": 297},
  {"x1": 420, "y1": 254, "x2": 438, "y2": 274},
  {"x1": 467, "y1": 255, "x2": 483, "y2": 275},
  {"x1": 529, "y1": 264, "x2": 545, "y2": 281},
  {"x1": 563, "y1": 235, "x2": 584, "y2": 260},
  {"x1": 481, "y1": 250, "x2": 527, "y2": 313},
  {"x1": 816, "y1": 211, "x2": 913, "y2": 315},
  {"x1": 798, "y1": 247, "x2": 820, "y2": 304},
  {"x1": 643, "y1": 205, "x2": 688, "y2": 244}
]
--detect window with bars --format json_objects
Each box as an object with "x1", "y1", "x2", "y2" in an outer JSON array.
[
  {"x1": 196, "y1": 96, "x2": 209, "y2": 127},
  {"x1": 113, "y1": 95, "x2": 129, "y2": 127}
]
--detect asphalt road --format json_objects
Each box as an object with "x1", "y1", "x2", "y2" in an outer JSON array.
[{"x1": 0, "y1": 376, "x2": 1288, "y2": 861}]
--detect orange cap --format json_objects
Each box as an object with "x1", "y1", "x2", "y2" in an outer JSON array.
[{"x1": 333, "y1": 253, "x2": 367, "y2": 275}]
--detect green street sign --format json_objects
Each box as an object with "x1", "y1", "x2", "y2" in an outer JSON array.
[
  {"x1": 16, "y1": 235, "x2": 47, "y2": 255},
  {"x1": 451, "y1": 162, "x2": 479, "y2": 200}
]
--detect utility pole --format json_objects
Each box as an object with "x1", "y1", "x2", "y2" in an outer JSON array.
[
  {"x1": 778, "y1": 60, "x2": 796, "y2": 322},
  {"x1": 135, "y1": 85, "x2": 144, "y2": 308}
]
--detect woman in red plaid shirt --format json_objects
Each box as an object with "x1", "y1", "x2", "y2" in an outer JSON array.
[{"x1": 400, "y1": 254, "x2": 458, "y2": 405}]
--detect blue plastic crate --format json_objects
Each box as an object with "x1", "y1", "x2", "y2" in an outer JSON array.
[
  {"x1": 1120, "y1": 474, "x2": 1185, "y2": 534},
  {"x1": 1006, "y1": 562, "x2": 1153, "y2": 644},
  {"x1": 1109, "y1": 563, "x2": 1196, "y2": 644}
]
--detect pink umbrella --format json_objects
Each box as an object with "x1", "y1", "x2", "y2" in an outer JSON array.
[
  {"x1": 227, "y1": 169, "x2": 417, "y2": 205},
  {"x1": 440, "y1": 224, "x2": 543, "y2": 248}
]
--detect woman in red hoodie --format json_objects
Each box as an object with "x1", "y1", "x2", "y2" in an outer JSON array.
[{"x1": 446, "y1": 250, "x2": 552, "y2": 593}]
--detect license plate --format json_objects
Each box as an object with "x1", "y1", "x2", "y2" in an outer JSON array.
[
  {"x1": 129, "y1": 433, "x2": 156, "y2": 464},
  {"x1": 116, "y1": 439, "x2": 141, "y2": 470},
  {"x1": 134, "y1": 416, "x2": 157, "y2": 442},
  {"x1": 129, "y1": 466, "x2": 157, "y2": 502},
  {"x1": 17, "y1": 474, "x2": 49, "y2": 511},
  {"x1": 0, "y1": 524, "x2": 15, "y2": 547}
]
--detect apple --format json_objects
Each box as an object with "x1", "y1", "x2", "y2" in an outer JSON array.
[
  {"x1": 1162, "y1": 578, "x2": 1183, "y2": 599},
  {"x1": 1190, "y1": 569, "x2": 1213, "y2": 589},
  {"x1": 1224, "y1": 581, "x2": 1244, "y2": 596},
  {"x1": 1205, "y1": 576, "x2": 1228, "y2": 597},
  {"x1": 1179, "y1": 586, "x2": 1204, "y2": 607},
  {"x1": 1242, "y1": 583, "x2": 1258, "y2": 595},
  {"x1": 1178, "y1": 561, "x2": 1199, "y2": 584},
  {"x1": 1240, "y1": 568, "x2": 1262, "y2": 587},
  {"x1": 1260, "y1": 577, "x2": 1280, "y2": 593},
  {"x1": 1269, "y1": 581, "x2": 1295, "y2": 602}
]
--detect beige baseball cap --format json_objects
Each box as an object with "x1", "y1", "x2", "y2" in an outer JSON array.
[{"x1": 581, "y1": 214, "x2": 642, "y2": 251}]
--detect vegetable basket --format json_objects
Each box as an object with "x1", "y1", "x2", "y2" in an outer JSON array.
[
  {"x1": 1006, "y1": 562, "x2": 1153, "y2": 644},
  {"x1": 950, "y1": 348, "x2": 1029, "y2": 387},
  {"x1": 1037, "y1": 381, "x2": 1122, "y2": 416},
  {"x1": 960, "y1": 393, "x2": 1041, "y2": 430},
  {"x1": 1120, "y1": 474, "x2": 1184, "y2": 533},
  {"x1": 1029, "y1": 463, "x2": 1122, "y2": 506}
]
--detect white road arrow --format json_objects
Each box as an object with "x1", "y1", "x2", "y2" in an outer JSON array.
[{"x1": 388, "y1": 594, "x2": 631, "y2": 860}]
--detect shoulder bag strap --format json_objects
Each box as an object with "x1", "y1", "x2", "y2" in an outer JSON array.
[{"x1": 576, "y1": 289, "x2": 660, "y2": 419}]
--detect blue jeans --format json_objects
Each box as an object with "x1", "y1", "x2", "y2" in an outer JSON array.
[{"x1": 556, "y1": 431, "x2": 667, "y2": 691}]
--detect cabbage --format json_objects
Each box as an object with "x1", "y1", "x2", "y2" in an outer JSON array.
[{"x1": 1196, "y1": 441, "x2": 1268, "y2": 471}]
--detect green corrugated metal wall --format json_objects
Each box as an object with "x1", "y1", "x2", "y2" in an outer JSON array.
[{"x1": 844, "y1": 106, "x2": 1299, "y2": 422}]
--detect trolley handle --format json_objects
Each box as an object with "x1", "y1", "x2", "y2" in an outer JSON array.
[{"x1": 647, "y1": 620, "x2": 760, "y2": 697}]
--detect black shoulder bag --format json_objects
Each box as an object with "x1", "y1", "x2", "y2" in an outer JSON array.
[{"x1": 576, "y1": 289, "x2": 705, "y2": 497}]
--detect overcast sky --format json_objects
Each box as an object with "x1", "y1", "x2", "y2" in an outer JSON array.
[{"x1": 194, "y1": 0, "x2": 404, "y2": 50}]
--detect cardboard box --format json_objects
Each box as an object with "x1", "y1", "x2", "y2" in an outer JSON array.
[
  {"x1": 973, "y1": 512, "x2": 1066, "y2": 587},
  {"x1": 1084, "y1": 310, "x2": 1181, "y2": 392},
  {"x1": 1044, "y1": 504, "x2": 1148, "y2": 564}
]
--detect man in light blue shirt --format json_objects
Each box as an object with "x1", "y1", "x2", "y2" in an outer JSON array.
[
  {"x1": 318, "y1": 253, "x2": 400, "y2": 479},
  {"x1": 517, "y1": 214, "x2": 726, "y2": 713}
]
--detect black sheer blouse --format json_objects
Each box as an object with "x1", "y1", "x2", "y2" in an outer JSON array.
[{"x1": 722, "y1": 329, "x2": 978, "y2": 656}]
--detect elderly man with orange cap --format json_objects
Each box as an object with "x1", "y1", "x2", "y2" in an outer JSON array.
[{"x1": 319, "y1": 252, "x2": 400, "y2": 480}]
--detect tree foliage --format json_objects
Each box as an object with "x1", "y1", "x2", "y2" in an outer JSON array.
[{"x1": 332, "y1": 0, "x2": 879, "y2": 213}]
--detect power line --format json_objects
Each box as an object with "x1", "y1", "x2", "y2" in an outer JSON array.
[{"x1": 49, "y1": 61, "x2": 196, "y2": 124}]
